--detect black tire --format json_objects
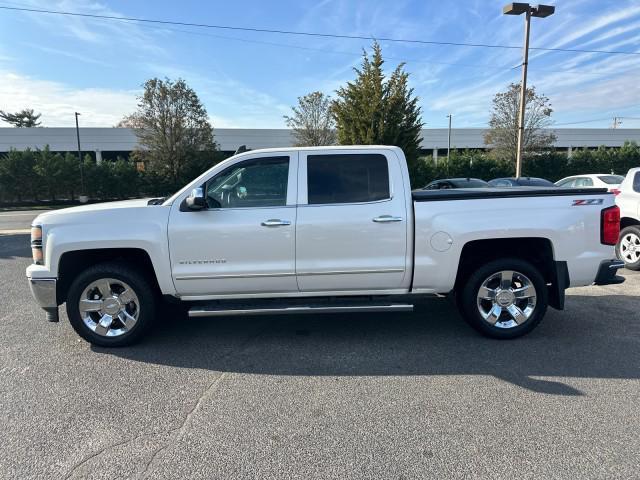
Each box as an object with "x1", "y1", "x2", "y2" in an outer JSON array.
[
  {"x1": 616, "y1": 226, "x2": 640, "y2": 271},
  {"x1": 66, "y1": 262, "x2": 157, "y2": 347},
  {"x1": 457, "y1": 258, "x2": 548, "y2": 339}
]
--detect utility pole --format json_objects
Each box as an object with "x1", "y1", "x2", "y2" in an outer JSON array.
[
  {"x1": 74, "y1": 112, "x2": 86, "y2": 202},
  {"x1": 447, "y1": 114, "x2": 452, "y2": 167},
  {"x1": 503, "y1": 3, "x2": 555, "y2": 178},
  {"x1": 515, "y1": 9, "x2": 531, "y2": 179}
]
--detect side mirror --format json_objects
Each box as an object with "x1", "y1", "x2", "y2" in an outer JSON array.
[{"x1": 186, "y1": 187, "x2": 206, "y2": 210}]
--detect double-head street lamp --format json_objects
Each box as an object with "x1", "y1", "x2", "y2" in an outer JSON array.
[{"x1": 503, "y1": 3, "x2": 555, "y2": 177}]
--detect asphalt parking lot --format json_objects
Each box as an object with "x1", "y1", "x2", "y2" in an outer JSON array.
[
  {"x1": 1, "y1": 232, "x2": 639, "y2": 479},
  {"x1": 0, "y1": 209, "x2": 43, "y2": 233}
]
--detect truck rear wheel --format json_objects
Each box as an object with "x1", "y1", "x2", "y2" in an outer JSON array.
[
  {"x1": 457, "y1": 258, "x2": 548, "y2": 339},
  {"x1": 66, "y1": 262, "x2": 156, "y2": 347},
  {"x1": 616, "y1": 226, "x2": 640, "y2": 271}
]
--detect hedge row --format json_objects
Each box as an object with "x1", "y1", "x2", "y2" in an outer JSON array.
[
  {"x1": 0, "y1": 147, "x2": 229, "y2": 204},
  {"x1": 1, "y1": 142, "x2": 639, "y2": 205},
  {"x1": 411, "y1": 141, "x2": 640, "y2": 188}
]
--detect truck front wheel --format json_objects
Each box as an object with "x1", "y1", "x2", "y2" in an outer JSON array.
[
  {"x1": 66, "y1": 262, "x2": 156, "y2": 347},
  {"x1": 457, "y1": 258, "x2": 548, "y2": 339}
]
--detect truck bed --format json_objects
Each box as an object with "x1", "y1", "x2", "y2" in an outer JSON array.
[{"x1": 412, "y1": 187, "x2": 609, "y2": 202}]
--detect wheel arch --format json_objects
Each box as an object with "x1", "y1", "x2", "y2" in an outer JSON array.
[
  {"x1": 454, "y1": 237, "x2": 567, "y2": 310},
  {"x1": 620, "y1": 216, "x2": 640, "y2": 230},
  {"x1": 57, "y1": 248, "x2": 161, "y2": 304}
]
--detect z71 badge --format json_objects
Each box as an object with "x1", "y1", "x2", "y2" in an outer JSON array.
[{"x1": 572, "y1": 199, "x2": 604, "y2": 206}]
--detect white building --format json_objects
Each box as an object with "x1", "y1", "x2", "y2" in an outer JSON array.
[{"x1": 1, "y1": 127, "x2": 639, "y2": 162}]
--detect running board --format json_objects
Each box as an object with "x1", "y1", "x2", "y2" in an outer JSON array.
[{"x1": 188, "y1": 303, "x2": 414, "y2": 318}]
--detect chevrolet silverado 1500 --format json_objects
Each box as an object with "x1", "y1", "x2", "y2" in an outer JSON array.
[{"x1": 27, "y1": 146, "x2": 624, "y2": 346}]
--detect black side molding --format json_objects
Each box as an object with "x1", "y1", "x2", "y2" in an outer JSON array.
[
  {"x1": 549, "y1": 261, "x2": 570, "y2": 310},
  {"x1": 594, "y1": 260, "x2": 625, "y2": 286}
]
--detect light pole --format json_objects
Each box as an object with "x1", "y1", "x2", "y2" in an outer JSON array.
[
  {"x1": 503, "y1": 2, "x2": 555, "y2": 178},
  {"x1": 74, "y1": 112, "x2": 87, "y2": 202},
  {"x1": 446, "y1": 114, "x2": 452, "y2": 167}
]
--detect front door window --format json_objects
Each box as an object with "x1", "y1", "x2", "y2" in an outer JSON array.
[{"x1": 205, "y1": 157, "x2": 289, "y2": 209}]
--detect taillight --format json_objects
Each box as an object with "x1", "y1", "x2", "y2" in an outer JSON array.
[
  {"x1": 601, "y1": 206, "x2": 620, "y2": 245},
  {"x1": 609, "y1": 188, "x2": 621, "y2": 196}
]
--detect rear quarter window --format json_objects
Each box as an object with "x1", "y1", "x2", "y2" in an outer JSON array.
[
  {"x1": 598, "y1": 175, "x2": 624, "y2": 185},
  {"x1": 634, "y1": 172, "x2": 640, "y2": 193}
]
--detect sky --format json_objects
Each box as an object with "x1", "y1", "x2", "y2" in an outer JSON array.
[{"x1": 0, "y1": 0, "x2": 639, "y2": 129}]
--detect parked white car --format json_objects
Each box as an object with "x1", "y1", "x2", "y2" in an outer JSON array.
[
  {"x1": 616, "y1": 167, "x2": 640, "y2": 270},
  {"x1": 556, "y1": 174, "x2": 625, "y2": 194},
  {"x1": 26, "y1": 146, "x2": 624, "y2": 346}
]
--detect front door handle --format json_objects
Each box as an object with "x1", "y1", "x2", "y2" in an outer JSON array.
[
  {"x1": 373, "y1": 215, "x2": 403, "y2": 223},
  {"x1": 261, "y1": 219, "x2": 291, "y2": 227}
]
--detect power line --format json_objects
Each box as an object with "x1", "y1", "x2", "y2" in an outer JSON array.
[
  {"x1": 552, "y1": 115, "x2": 640, "y2": 127},
  {"x1": 1, "y1": 4, "x2": 639, "y2": 57},
  {"x1": 130, "y1": 21, "x2": 515, "y2": 72},
  {"x1": 153, "y1": 23, "x2": 640, "y2": 78},
  {"x1": 552, "y1": 117, "x2": 614, "y2": 126}
]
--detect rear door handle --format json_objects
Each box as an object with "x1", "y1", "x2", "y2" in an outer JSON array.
[
  {"x1": 372, "y1": 215, "x2": 403, "y2": 223},
  {"x1": 261, "y1": 219, "x2": 291, "y2": 227}
]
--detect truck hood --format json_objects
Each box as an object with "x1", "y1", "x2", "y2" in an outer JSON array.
[{"x1": 33, "y1": 199, "x2": 160, "y2": 225}]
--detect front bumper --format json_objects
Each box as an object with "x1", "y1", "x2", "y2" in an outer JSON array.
[
  {"x1": 593, "y1": 260, "x2": 625, "y2": 286},
  {"x1": 27, "y1": 278, "x2": 59, "y2": 322},
  {"x1": 28, "y1": 278, "x2": 57, "y2": 308}
]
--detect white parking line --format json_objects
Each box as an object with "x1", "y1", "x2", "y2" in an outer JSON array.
[
  {"x1": 0, "y1": 212, "x2": 41, "y2": 217},
  {"x1": 0, "y1": 229, "x2": 31, "y2": 234}
]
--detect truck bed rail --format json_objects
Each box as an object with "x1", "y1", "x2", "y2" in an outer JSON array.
[{"x1": 412, "y1": 187, "x2": 609, "y2": 202}]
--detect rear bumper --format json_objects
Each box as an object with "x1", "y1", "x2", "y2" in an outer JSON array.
[{"x1": 593, "y1": 260, "x2": 625, "y2": 286}]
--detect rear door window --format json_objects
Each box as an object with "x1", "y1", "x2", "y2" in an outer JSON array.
[
  {"x1": 306, "y1": 154, "x2": 390, "y2": 204},
  {"x1": 634, "y1": 172, "x2": 640, "y2": 193}
]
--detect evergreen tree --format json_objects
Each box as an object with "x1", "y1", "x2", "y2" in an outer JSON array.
[
  {"x1": 332, "y1": 42, "x2": 423, "y2": 178},
  {"x1": 0, "y1": 108, "x2": 42, "y2": 127}
]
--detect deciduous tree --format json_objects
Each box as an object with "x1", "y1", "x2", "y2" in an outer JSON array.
[
  {"x1": 484, "y1": 83, "x2": 556, "y2": 161},
  {"x1": 121, "y1": 78, "x2": 216, "y2": 187},
  {"x1": 284, "y1": 91, "x2": 336, "y2": 146}
]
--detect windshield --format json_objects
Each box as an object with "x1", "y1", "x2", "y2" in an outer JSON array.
[{"x1": 598, "y1": 175, "x2": 624, "y2": 184}]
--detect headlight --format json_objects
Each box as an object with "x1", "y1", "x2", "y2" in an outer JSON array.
[{"x1": 30, "y1": 225, "x2": 43, "y2": 265}]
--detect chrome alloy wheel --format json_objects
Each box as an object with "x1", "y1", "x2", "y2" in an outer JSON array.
[
  {"x1": 79, "y1": 278, "x2": 140, "y2": 337},
  {"x1": 620, "y1": 232, "x2": 640, "y2": 264},
  {"x1": 476, "y1": 270, "x2": 537, "y2": 329}
]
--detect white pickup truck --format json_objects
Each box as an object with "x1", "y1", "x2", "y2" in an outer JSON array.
[{"x1": 27, "y1": 146, "x2": 624, "y2": 346}]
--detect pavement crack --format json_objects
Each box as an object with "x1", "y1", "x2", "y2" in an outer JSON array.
[
  {"x1": 136, "y1": 371, "x2": 229, "y2": 479},
  {"x1": 62, "y1": 432, "x2": 150, "y2": 480},
  {"x1": 63, "y1": 321, "x2": 270, "y2": 479}
]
